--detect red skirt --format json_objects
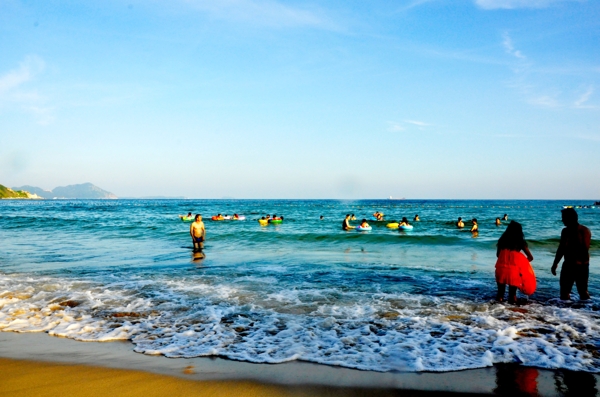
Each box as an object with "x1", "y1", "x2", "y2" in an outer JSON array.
[{"x1": 495, "y1": 249, "x2": 536, "y2": 295}]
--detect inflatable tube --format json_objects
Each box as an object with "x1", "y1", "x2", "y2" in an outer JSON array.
[
  {"x1": 211, "y1": 216, "x2": 224, "y2": 221},
  {"x1": 223, "y1": 216, "x2": 232, "y2": 220},
  {"x1": 495, "y1": 249, "x2": 536, "y2": 295},
  {"x1": 181, "y1": 217, "x2": 193, "y2": 222},
  {"x1": 399, "y1": 225, "x2": 413, "y2": 230},
  {"x1": 234, "y1": 216, "x2": 246, "y2": 221},
  {"x1": 269, "y1": 219, "x2": 282, "y2": 224},
  {"x1": 356, "y1": 225, "x2": 372, "y2": 231},
  {"x1": 386, "y1": 223, "x2": 399, "y2": 229},
  {"x1": 258, "y1": 219, "x2": 268, "y2": 226}
]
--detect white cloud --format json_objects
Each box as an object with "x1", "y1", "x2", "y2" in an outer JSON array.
[
  {"x1": 0, "y1": 56, "x2": 44, "y2": 95},
  {"x1": 0, "y1": 56, "x2": 52, "y2": 125},
  {"x1": 183, "y1": 0, "x2": 335, "y2": 29},
  {"x1": 404, "y1": 119, "x2": 431, "y2": 127},
  {"x1": 388, "y1": 122, "x2": 405, "y2": 132},
  {"x1": 502, "y1": 33, "x2": 525, "y2": 59},
  {"x1": 528, "y1": 95, "x2": 560, "y2": 108},
  {"x1": 574, "y1": 87, "x2": 594, "y2": 108},
  {"x1": 475, "y1": 0, "x2": 583, "y2": 10}
]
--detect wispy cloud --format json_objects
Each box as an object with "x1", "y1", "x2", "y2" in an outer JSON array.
[
  {"x1": 502, "y1": 33, "x2": 525, "y2": 59},
  {"x1": 388, "y1": 120, "x2": 432, "y2": 131},
  {"x1": 574, "y1": 87, "x2": 594, "y2": 108},
  {"x1": 475, "y1": 0, "x2": 583, "y2": 10},
  {"x1": 404, "y1": 119, "x2": 431, "y2": 128},
  {"x1": 388, "y1": 122, "x2": 405, "y2": 132},
  {"x1": 395, "y1": 0, "x2": 438, "y2": 12},
  {"x1": 0, "y1": 56, "x2": 53, "y2": 125},
  {"x1": 183, "y1": 0, "x2": 336, "y2": 29},
  {"x1": 0, "y1": 56, "x2": 44, "y2": 95}
]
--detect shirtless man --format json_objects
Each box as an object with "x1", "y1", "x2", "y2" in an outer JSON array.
[
  {"x1": 190, "y1": 214, "x2": 206, "y2": 252},
  {"x1": 551, "y1": 208, "x2": 592, "y2": 300},
  {"x1": 457, "y1": 217, "x2": 465, "y2": 228},
  {"x1": 342, "y1": 214, "x2": 354, "y2": 230}
]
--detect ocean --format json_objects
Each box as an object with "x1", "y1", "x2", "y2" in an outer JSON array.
[{"x1": 0, "y1": 199, "x2": 598, "y2": 373}]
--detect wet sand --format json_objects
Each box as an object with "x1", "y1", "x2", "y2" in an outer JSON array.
[{"x1": 0, "y1": 332, "x2": 597, "y2": 396}]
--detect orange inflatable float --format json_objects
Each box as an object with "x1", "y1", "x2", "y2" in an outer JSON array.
[{"x1": 495, "y1": 249, "x2": 536, "y2": 295}]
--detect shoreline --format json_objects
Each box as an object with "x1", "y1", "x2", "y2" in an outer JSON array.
[{"x1": 1, "y1": 332, "x2": 597, "y2": 396}]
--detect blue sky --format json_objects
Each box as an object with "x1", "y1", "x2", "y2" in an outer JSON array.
[{"x1": 1, "y1": 0, "x2": 598, "y2": 199}]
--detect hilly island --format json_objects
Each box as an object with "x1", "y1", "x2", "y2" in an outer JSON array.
[{"x1": 0, "y1": 183, "x2": 117, "y2": 199}]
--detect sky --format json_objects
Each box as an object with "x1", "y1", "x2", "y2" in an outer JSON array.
[{"x1": 0, "y1": 0, "x2": 599, "y2": 199}]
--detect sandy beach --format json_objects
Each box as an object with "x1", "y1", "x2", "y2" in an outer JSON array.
[{"x1": 1, "y1": 332, "x2": 597, "y2": 396}]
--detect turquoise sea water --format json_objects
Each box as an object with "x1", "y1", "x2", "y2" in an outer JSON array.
[{"x1": 0, "y1": 200, "x2": 599, "y2": 372}]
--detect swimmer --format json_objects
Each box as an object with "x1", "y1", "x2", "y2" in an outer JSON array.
[
  {"x1": 265, "y1": 215, "x2": 271, "y2": 221},
  {"x1": 320, "y1": 215, "x2": 324, "y2": 220},
  {"x1": 190, "y1": 214, "x2": 205, "y2": 252},
  {"x1": 495, "y1": 217, "x2": 502, "y2": 226},
  {"x1": 503, "y1": 214, "x2": 508, "y2": 221},
  {"x1": 414, "y1": 214, "x2": 420, "y2": 222},
  {"x1": 399, "y1": 217, "x2": 410, "y2": 227},
  {"x1": 471, "y1": 218, "x2": 479, "y2": 233},
  {"x1": 360, "y1": 219, "x2": 370, "y2": 228},
  {"x1": 457, "y1": 217, "x2": 465, "y2": 228},
  {"x1": 351, "y1": 214, "x2": 357, "y2": 221},
  {"x1": 179, "y1": 212, "x2": 192, "y2": 220},
  {"x1": 342, "y1": 214, "x2": 354, "y2": 230},
  {"x1": 233, "y1": 213, "x2": 239, "y2": 220}
]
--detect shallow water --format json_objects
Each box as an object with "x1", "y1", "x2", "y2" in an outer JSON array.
[{"x1": 0, "y1": 199, "x2": 599, "y2": 372}]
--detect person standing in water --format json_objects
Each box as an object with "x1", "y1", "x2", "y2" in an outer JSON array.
[
  {"x1": 495, "y1": 221, "x2": 534, "y2": 303},
  {"x1": 471, "y1": 218, "x2": 479, "y2": 233},
  {"x1": 503, "y1": 214, "x2": 508, "y2": 221},
  {"x1": 495, "y1": 218, "x2": 502, "y2": 226},
  {"x1": 190, "y1": 214, "x2": 206, "y2": 252},
  {"x1": 342, "y1": 214, "x2": 354, "y2": 230},
  {"x1": 414, "y1": 214, "x2": 420, "y2": 222},
  {"x1": 551, "y1": 208, "x2": 592, "y2": 300},
  {"x1": 457, "y1": 217, "x2": 465, "y2": 228}
]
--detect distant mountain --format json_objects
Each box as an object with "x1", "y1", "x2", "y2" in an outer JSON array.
[
  {"x1": 12, "y1": 185, "x2": 53, "y2": 199},
  {"x1": 0, "y1": 184, "x2": 41, "y2": 199},
  {"x1": 51, "y1": 183, "x2": 117, "y2": 199},
  {"x1": 12, "y1": 183, "x2": 117, "y2": 199}
]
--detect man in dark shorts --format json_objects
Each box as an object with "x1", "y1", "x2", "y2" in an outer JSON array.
[
  {"x1": 551, "y1": 208, "x2": 592, "y2": 300},
  {"x1": 190, "y1": 214, "x2": 206, "y2": 252}
]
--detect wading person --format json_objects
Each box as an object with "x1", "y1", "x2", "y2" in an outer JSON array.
[
  {"x1": 190, "y1": 214, "x2": 206, "y2": 252},
  {"x1": 495, "y1": 221, "x2": 535, "y2": 303},
  {"x1": 342, "y1": 214, "x2": 354, "y2": 230},
  {"x1": 551, "y1": 208, "x2": 591, "y2": 300}
]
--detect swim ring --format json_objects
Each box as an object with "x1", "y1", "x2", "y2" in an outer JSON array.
[
  {"x1": 356, "y1": 225, "x2": 372, "y2": 231},
  {"x1": 234, "y1": 216, "x2": 246, "y2": 221},
  {"x1": 269, "y1": 219, "x2": 283, "y2": 224},
  {"x1": 399, "y1": 225, "x2": 413, "y2": 230},
  {"x1": 258, "y1": 219, "x2": 268, "y2": 226},
  {"x1": 181, "y1": 217, "x2": 193, "y2": 222},
  {"x1": 386, "y1": 223, "x2": 399, "y2": 229},
  {"x1": 211, "y1": 216, "x2": 224, "y2": 221}
]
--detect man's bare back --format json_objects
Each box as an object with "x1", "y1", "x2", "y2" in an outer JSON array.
[{"x1": 190, "y1": 215, "x2": 206, "y2": 251}]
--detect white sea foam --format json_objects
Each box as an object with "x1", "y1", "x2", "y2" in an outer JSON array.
[{"x1": 1, "y1": 273, "x2": 599, "y2": 372}]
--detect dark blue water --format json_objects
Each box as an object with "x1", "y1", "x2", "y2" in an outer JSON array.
[{"x1": 0, "y1": 200, "x2": 598, "y2": 372}]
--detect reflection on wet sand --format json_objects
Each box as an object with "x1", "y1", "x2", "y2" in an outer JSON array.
[
  {"x1": 494, "y1": 364, "x2": 598, "y2": 397},
  {"x1": 495, "y1": 365, "x2": 539, "y2": 396},
  {"x1": 554, "y1": 369, "x2": 598, "y2": 397}
]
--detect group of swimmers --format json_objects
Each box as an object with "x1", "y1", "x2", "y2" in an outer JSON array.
[
  {"x1": 187, "y1": 208, "x2": 592, "y2": 303},
  {"x1": 258, "y1": 214, "x2": 284, "y2": 225},
  {"x1": 211, "y1": 213, "x2": 244, "y2": 221}
]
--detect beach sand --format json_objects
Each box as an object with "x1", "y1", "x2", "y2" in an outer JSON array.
[{"x1": 0, "y1": 332, "x2": 597, "y2": 396}]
